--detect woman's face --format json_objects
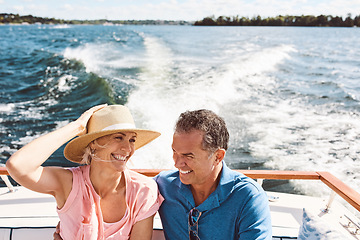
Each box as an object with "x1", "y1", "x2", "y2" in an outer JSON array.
[{"x1": 90, "y1": 131, "x2": 137, "y2": 170}]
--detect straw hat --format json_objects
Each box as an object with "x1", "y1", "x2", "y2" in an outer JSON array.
[{"x1": 64, "y1": 105, "x2": 161, "y2": 163}]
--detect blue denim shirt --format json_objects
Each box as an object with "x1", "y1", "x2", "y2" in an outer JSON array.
[{"x1": 154, "y1": 161, "x2": 272, "y2": 240}]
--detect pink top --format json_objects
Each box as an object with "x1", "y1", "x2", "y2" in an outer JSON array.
[{"x1": 57, "y1": 165, "x2": 164, "y2": 240}]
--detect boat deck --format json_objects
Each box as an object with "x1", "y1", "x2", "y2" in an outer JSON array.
[
  {"x1": 1, "y1": 186, "x2": 359, "y2": 239},
  {"x1": 268, "y1": 191, "x2": 360, "y2": 239},
  {"x1": 0, "y1": 186, "x2": 58, "y2": 239}
]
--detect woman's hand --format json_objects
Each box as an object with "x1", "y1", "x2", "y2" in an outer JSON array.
[
  {"x1": 53, "y1": 222, "x2": 63, "y2": 240},
  {"x1": 74, "y1": 104, "x2": 107, "y2": 136}
]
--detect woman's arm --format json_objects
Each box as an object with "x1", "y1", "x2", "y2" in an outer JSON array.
[
  {"x1": 129, "y1": 215, "x2": 155, "y2": 240},
  {"x1": 6, "y1": 104, "x2": 106, "y2": 206}
]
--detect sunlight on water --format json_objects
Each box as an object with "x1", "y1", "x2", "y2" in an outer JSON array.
[
  {"x1": 1, "y1": 25, "x2": 360, "y2": 198},
  {"x1": 124, "y1": 29, "x2": 360, "y2": 196}
]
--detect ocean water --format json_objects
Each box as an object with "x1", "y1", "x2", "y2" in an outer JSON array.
[{"x1": 1, "y1": 24, "x2": 360, "y2": 199}]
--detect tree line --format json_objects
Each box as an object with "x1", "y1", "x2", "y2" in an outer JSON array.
[
  {"x1": 0, "y1": 13, "x2": 189, "y2": 25},
  {"x1": 194, "y1": 14, "x2": 360, "y2": 27},
  {"x1": 2, "y1": 13, "x2": 360, "y2": 27}
]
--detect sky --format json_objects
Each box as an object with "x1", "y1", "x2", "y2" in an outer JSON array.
[{"x1": 1, "y1": 0, "x2": 360, "y2": 21}]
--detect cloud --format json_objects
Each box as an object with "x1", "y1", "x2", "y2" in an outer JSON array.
[
  {"x1": 63, "y1": 4, "x2": 74, "y2": 11},
  {"x1": 13, "y1": 5, "x2": 25, "y2": 13}
]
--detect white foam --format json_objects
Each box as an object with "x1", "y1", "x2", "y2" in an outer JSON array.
[
  {"x1": 1, "y1": 100, "x2": 57, "y2": 125},
  {"x1": 126, "y1": 35, "x2": 297, "y2": 169},
  {"x1": 51, "y1": 25, "x2": 71, "y2": 29},
  {"x1": 244, "y1": 97, "x2": 360, "y2": 195},
  {"x1": 63, "y1": 42, "x2": 144, "y2": 77},
  {"x1": 0, "y1": 103, "x2": 15, "y2": 113},
  {"x1": 126, "y1": 35, "x2": 176, "y2": 169},
  {"x1": 124, "y1": 34, "x2": 360, "y2": 198},
  {"x1": 63, "y1": 44, "x2": 100, "y2": 73},
  {"x1": 57, "y1": 74, "x2": 78, "y2": 92}
]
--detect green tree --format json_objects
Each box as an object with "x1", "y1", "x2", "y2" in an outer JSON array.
[
  {"x1": 354, "y1": 15, "x2": 360, "y2": 27},
  {"x1": 344, "y1": 13, "x2": 354, "y2": 27},
  {"x1": 329, "y1": 16, "x2": 343, "y2": 27}
]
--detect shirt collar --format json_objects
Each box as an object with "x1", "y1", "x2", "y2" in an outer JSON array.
[
  {"x1": 216, "y1": 161, "x2": 237, "y2": 203},
  {"x1": 176, "y1": 161, "x2": 236, "y2": 212}
]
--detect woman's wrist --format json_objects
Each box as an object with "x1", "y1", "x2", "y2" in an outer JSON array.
[{"x1": 65, "y1": 121, "x2": 86, "y2": 137}]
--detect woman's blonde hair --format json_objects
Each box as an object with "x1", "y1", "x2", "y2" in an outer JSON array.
[{"x1": 80, "y1": 138, "x2": 108, "y2": 165}]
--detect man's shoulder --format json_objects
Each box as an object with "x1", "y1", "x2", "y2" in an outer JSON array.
[
  {"x1": 220, "y1": 168, "x2": 269, "y2": 215},
  {"x1": 223, "y1": 167, "x2": 265, "y2": 195},
  {"x1": 155, "y1": 169, "x2": 179, "y2": 182},
  {"x1": 154, "y1": 169, "x2": 181, "y2": 192}
]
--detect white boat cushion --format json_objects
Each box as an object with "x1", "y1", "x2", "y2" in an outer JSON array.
[
  {"x1": 298, "y1": 208, "x2": 349, "y2": 240},
  {"x1": 11, "y1": 228, "x2": 56, "y2": 240},
  {"x1": 0, "y1": 229, "x2": 11, "y2": 240}
]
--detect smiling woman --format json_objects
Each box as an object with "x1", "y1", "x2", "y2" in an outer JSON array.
[{"x1": 6, "y1": 104, "x2": 163, "y2": 240}]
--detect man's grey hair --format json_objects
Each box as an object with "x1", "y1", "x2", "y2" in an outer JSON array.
[{"x1": 174, "y1": 109, "x2": 229, "y2": 153}]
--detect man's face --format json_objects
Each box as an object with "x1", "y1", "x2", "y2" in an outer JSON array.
[{"x1": 172, "y1": 130, "x2": 217, "y2": 187}]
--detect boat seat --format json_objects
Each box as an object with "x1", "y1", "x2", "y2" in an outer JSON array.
[
  {"x1": 0, "y1": 229, "x2": 11, "y2": 239},
  {"x1": 0, "y1": 228, "x2": 166, "y2": 240},
  {"x1": 0, "y1": 227, "x2": 56, "y2": 240}
]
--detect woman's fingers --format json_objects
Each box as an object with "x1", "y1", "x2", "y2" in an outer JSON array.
[{"x1": 76, "y1": 104, "x2": 108, "y2": 136}]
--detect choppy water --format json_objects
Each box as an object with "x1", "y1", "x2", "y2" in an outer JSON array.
[{"x1": 1, "y1": 24, "x2": 360, "y2": 198}]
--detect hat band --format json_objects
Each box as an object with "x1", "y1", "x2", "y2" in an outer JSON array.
[{"x1": 102, "y1": 123, "x2": 136, "y2": 131}]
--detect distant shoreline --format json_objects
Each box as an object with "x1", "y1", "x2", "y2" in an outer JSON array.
[
  {"x1": 1, "y1": 13, "x2": 360, "y2": 27},
  {"x1": 0, "y1": 13, "x2": 191, "y2": 25},
  {"x1": 195, "y1": 14, "x2": 360, "y2": 27}
]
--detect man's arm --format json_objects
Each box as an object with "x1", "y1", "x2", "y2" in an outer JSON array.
[{"x1": 237, "y1": 190, "x2": 272, "y2": 240}]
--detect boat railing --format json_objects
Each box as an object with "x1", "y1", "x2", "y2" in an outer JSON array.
[
  {"x1": 133, "y1": 168, "x2": 360, "y2": 234},
  {"x1": 0, "y1": 165, "x2": 14, "y2": 192},
  {"x1": 1, "y1": 167, "x2": 360, "y2": 214},
  {"x1": 132, "y1": 168, "x2": 360, "y2": 214}
]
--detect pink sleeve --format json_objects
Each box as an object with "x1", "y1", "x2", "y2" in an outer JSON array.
[{"x1": 133, "y1": 180, "x2": 164, "y2": 223}]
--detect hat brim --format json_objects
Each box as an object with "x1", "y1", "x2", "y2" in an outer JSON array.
[{"x1": 64, "y1": 129, "x2": 160, "y2": 163}]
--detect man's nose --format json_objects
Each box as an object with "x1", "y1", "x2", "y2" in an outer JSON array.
[{"x1": 173, "y1": 153, "x2": 185, "y2": 168}]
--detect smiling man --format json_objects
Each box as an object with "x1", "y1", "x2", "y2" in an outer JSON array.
[{"x1": 154, "y1": 109, "x2": 272, "y2": 240}]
